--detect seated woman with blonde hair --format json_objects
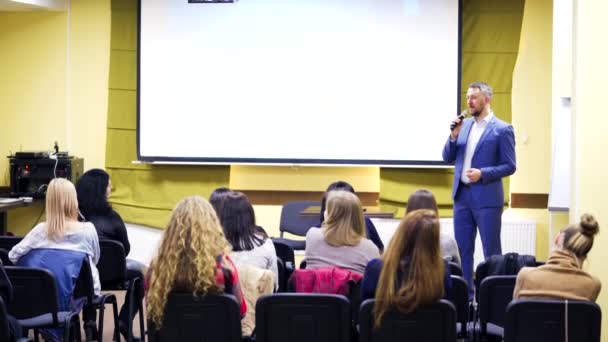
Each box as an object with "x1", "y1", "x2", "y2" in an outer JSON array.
[
  {"x1": 9, "y1": 178, "x2": 100, "y2": 292},
  {"x1": 360, "y1": 210, "x2": 452, "y2": 326},
  {"x1": 146, "y1": 196, "x2": 247, "y2": 328},
  {"x1": 304, "y1": 190, "x2": 380, "y2": 274},
  {"x1": 514, "y1": 214, "x2": 601, "y2": 301},
  {"x1": 9, "y1": 178, "x2": 100, "y2": 341}
]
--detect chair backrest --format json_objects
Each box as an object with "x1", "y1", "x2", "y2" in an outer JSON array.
[
  {"x1": 0, "y1": 236, "x2": 22, "y2": 252},
  {"x1": 447, "y1": 275, "x2": 469, "y2": 336},
  {"x1": 255, "y1": 293, "x2": 351, "y2": 342},
  {"x1": 271, "y1": 239, "x2": 295, "y2": 267},
  {"x1": 359, "y1": 299, "x2": 457, "y2": 342},
  {"x1": 475, "y1": 253, "x2": 536, "y2": 301},
  {"x1": 478, "y1": 275, "x2": 517, "y2": 330},
  {"x1": 5, "y1": 266, "x2": 61, "y2": 323},
  {"x1": 448, "y1": 262, "x2": 463, "y2": 277},
  {"x1": 147, "y1": 292, "x2": 242, "y2": 342},
  {"x1": 504, "y1": 299, "x2": 601, "y2": 342},
  {"x1": 73, "y1": 257, "x2": 95, "y2": 304},
  {"x1": 97, "y1": 239, "x2": 127, "y2": 289},
  {"x1": 0, "y1": 296, "x2": 10, "y2": 342},
  {"x1": 279, "y1": 201, "x2": 321, "y2": 237},
  {"x1": 275, "y1": 257, "x2": 286, "y2": 292},
  {"x1": 0, "y1": 248, "x2": 11, "y2": 266},
  {"x1": 16, "y1": 248, "x2": 87, "y2": 312}
]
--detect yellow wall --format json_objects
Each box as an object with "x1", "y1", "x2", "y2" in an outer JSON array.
[
  {"x1": 510, "y1": 0, "x2": 553, "y2": 260},
  {"x1": 0, "y1": 12, "x2": 68, "y2": 185},
  {"x1": 231, "y1": 165, "x2": 379, "y2": 192},
  {"x1": 0, "y1": 1, "x2": 110, "y2": 183},
  {"x1": 573, "y1": 0, "x2": 608, "y2": 337},
  {"x1": 0, "y1": 0, "x2": 110, "y2": 233}
]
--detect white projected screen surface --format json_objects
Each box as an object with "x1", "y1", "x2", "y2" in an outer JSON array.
[{"x1": 139, "y1": 0, "x2": 460, "y2": 164}]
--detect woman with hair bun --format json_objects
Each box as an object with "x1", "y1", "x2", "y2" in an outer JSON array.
[{"x1": 514, "y1": 214, "x2": 601, "y2": 301}]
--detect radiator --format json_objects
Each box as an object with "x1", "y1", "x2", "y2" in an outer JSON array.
[{"x1": 372, "y1": 216, "x2": 537, "y2": 267}]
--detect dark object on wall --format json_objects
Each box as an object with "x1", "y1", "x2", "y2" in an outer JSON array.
[{"x1": 9, "y1": 154, "x2": 83, "y2": 198}]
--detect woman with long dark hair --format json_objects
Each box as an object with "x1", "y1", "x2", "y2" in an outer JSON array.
[
  {"x1": 219, "y1": 192, "x2": 278, "y2": 290},
  {"x1": 75, "y1": 168, "x2": 142, "y2": 339}
]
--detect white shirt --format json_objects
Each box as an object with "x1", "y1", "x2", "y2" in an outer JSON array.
[
  {"x1": 230, "y1": 237, "x2": 279, "y2": 290},
  {"x1": 460, "y1": 112, "x2": 494, "y2": 184}
]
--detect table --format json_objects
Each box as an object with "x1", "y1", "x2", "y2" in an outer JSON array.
[
  {"x1": 300, "y1": 206, "x2": 395, "y2": 219},
  {"x1": 0, "y1": 199, "x2": 27, "y2": 235}
]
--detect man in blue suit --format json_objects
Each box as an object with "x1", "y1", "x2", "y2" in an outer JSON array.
[{"x1": 442, "y1": 81, "x2": 516, "y2": 295}]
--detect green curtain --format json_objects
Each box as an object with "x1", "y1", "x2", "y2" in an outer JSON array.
[
  {"x1": 107, "y1": 0, "x2": 525, "y2": 226},
  {"x1": 106, "y1": 0, "x2": 230, "y2": 228},
  {"x1": 379, "y1": 0, "x2": 525, "y2": 218}
]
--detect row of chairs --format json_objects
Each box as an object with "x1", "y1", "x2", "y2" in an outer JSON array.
[
  {"x1": 0, "y1": 237, "x2": 143, "y2": 342},
  {"x1": 148, "y1": 291, "x2": 601, "y2": 342}
]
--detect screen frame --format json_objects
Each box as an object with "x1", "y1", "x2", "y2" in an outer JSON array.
[{"x1": 136, "y1": 0, "x2": 463, "y2": 167}]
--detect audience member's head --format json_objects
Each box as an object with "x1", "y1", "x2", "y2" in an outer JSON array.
[
  {"x1": 75, "y1": 168, "x2": 112, "y2": 219},
  {"x1": 322, "y1": 190, "x2": 365, "y2": 247},
  {"x1": 46, "y1": 178, "x2": 80, "y2": 241},
  {"x1": 147, "y1": 196, "x2": 228, "y2": 326},
  {"x1": 405, "y1": 189, "x2": 438, "y2": 214},
  {"x1": 558, "y1": 213, "x2": 599, "y2": 263},
  {"x1": 320, "y1": 180, "x2": 357, "y2": 223},
  {"x1": 209, "y1": 187, "x2": 232, "y2": 217},
  {"x1": 220, "y1": 191, "x2": 267, "y2": 251},
  {"x1": 374, "y1": 209, "x2": 444, "y2": 326}
]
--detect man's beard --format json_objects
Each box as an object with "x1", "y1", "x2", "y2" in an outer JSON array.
[{"x1": 470, "y1": 109, "x2": 482, "y2": 117}]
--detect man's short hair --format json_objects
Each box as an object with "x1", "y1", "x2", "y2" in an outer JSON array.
[{"x1": 468, "y1": 81, "x2": 493, "y2": 99}]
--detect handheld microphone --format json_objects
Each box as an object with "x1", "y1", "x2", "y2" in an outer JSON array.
[{"x1": 450, "y1": 110, "x2": 469, "y2": 131}]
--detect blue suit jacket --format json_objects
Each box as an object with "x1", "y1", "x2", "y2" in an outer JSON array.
[{"x1": 442, "y1": 115, "x2": 516, "y2": 208}]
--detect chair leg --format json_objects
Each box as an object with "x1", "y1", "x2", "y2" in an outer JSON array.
[
  {"x1": 135, "y1": 279, "x2": 145, "y2": 342},
  {"x1": 112, "y1": 298, "x2": 120, "y2": 342},
  {"x1": 138, "y1": 295, "x2": 145, "y2": 342},
  {"x1": 127, "y1": 284, "x2": 135, "y2": 342},
  {"x1": 97, "y1": 304, "x2": 105, "y2": 342}
]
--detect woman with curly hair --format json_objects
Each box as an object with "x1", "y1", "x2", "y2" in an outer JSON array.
[{"x1": 146, "y1": 196, "x2": 246, "y2": 327}]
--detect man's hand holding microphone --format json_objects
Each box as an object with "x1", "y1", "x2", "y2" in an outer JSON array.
[{"x1": 450, "y1": 109, "x2": 468, "y2": 140}]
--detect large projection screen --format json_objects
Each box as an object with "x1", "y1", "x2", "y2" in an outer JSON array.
[{"x1": 138, "y1": 0, "x2": 462, "y2": 166}]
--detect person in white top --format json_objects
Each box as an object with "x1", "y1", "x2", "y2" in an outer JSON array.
[
  {"x1": 405, "y1": 189, "x2": 461, "y2": 267},
  {"x1": 305, "y1": 190, "x2": 380, "y2": 274},
  {"x1": 9, "y1": 178, "x2": 101, "y2": 294},
  {"x1": 442, "y1": 81, "x2": 517, "y2": 296},
  {"x1": 218, "y1": 191, "x2": 279, "y2": 290}
]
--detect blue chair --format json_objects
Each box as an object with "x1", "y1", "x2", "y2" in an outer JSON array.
[
  {"x1": 6, "y1": 266, "x2": 82, "y2": 342},
  {"x1": 274, "y1": 201, "x2": 321, "y2": 251}
]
